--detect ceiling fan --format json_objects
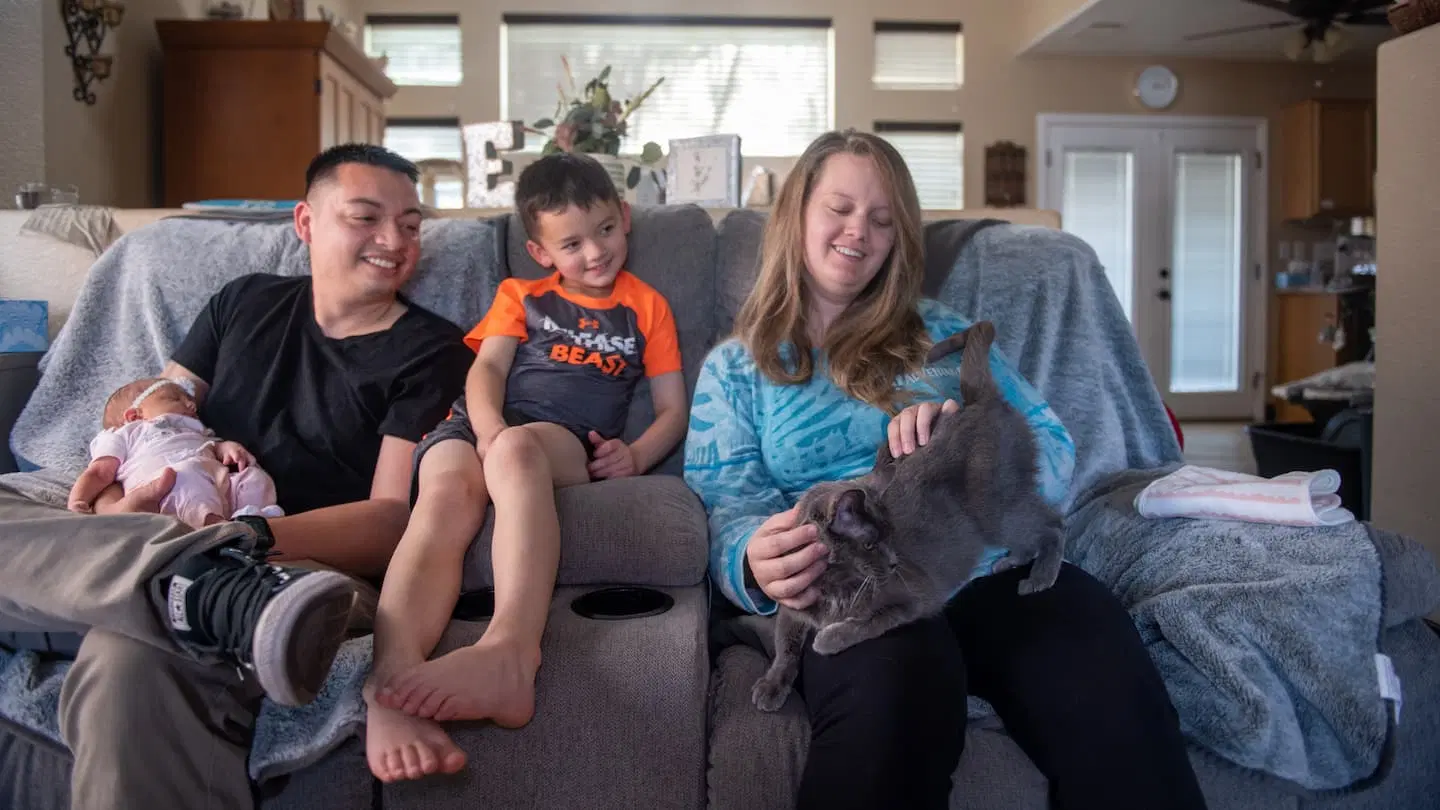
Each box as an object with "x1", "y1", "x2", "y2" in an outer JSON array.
[{"x1": 1184, "y1": 0, "x2": 1392, "y2": 61}]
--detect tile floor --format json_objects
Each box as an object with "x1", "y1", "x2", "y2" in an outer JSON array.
[{"x1": 1179, "y1": 422, "x2": 1258, "y2": 475}]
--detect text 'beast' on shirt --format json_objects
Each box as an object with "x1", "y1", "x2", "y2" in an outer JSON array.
[
  {"x1": 171, "y1": 274, "x2": 472, "y2": 514},
  {"x1": 462, "y1": 270, "x2": 682, "y2": 441}
]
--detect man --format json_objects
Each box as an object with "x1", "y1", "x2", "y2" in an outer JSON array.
[{"x1": 0, "y1": 144, "x2": 471, "y2": 808}]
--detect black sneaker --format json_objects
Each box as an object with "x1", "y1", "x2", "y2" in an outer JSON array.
[{"x1": 162, "y1": 522, "x2": 356, "y2": 707}]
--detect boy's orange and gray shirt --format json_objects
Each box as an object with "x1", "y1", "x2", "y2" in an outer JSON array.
[{"x1": 464, "y1": 271, "x2": 682, "y2": 439}]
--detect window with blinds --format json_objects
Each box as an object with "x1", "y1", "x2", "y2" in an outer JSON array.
[
  {"x1": 383, "y1": 118, "x2": 465, "y2": 209},
  {"x1": 383, "y1": 119, "x2": 463, "y2": 162},
  {"x1": 502, "y1": 15, "x2": 833, "y2": 157},
  {"x1": 364, "y1": 15, "x2": 462, "y2": 87},
  {"x1": 876, "y1": 123, "x2": 964, "y2": 210},
  {"x1": 873, "y1": 22, "x2": 963, "y2": 91}
]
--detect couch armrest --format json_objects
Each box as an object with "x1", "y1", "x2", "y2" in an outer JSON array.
[
  {"x1": 461, "y1": 474, "x2": 709, "y2": 591},
  {"x1": 0, "y1": 353, "x2": 43, "y2": 474}
]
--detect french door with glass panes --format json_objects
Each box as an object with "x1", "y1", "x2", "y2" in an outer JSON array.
[{"x1": 1038, "y1": 115, "x2": 1266, "y2": 420}]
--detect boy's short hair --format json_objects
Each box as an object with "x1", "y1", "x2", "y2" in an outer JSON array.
[
  {"x1": 305, "y1": 144, "x2": 419, "y2": 195},
  {"x1": 515, "y1": 153, "x2": 623, "y2": 240}
]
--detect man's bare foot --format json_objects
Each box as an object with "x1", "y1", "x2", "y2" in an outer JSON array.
[
  {"x1": 377, "y1": 636, "x2": 541, "y2": 726},
  {"x1": 364, "y1": 680, "x2": 467, "y2": 783}
]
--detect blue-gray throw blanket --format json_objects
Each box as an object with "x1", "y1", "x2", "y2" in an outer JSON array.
[{"x1": 0, "y1": 635, "x2": 372, "y2": 783}]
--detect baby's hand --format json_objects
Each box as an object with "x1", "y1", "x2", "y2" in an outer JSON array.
[
  {"x1": 67, "y1": 499, "x2": 94, "y2": 515},
  {"x1": 586, "y1": 431, "x2": 637, "y2": 480},
  {"x1": 216, "y1": 441, "x2": 255, "y2": 470}
]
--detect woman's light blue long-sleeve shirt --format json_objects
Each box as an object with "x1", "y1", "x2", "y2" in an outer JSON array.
[{"x1": 683, "y1": 298, "x2": 1076, "y2": 615}]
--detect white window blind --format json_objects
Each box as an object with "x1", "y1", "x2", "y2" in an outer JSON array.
[
  {"x1": 1061, "y1": 150, "x2": 1135, "y2": 321},
  {"x1": 502, "y1": 15, "x2": 833, "y2": 157},
  {"x1": 873, "y1": 22, "x2": 963, "y2": 90},
  {"x1": 384, "y1": 119, "x2": 465, "y2": 209},
  {"x1": 364, "y1": 16, "x2": 462, "y2": 87},
  {"x1": 877, "y1": 124, "x2": 964, "y2": 210},
  {"x1": 383, "y1": 120, "x2": 463, "y2": 162}
]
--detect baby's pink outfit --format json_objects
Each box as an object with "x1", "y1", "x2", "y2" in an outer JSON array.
[{"x1": 88, "y1": 414, "x2": 282, "y2": 529}]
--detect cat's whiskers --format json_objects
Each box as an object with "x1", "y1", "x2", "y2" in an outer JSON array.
[{"x1": 847, "y1": 576, "x2": 873, "y2": 614}]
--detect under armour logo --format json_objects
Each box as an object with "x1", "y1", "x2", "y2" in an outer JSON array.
[{"x1": 578, "y1": 317, "x2": 600, "y2": 330}]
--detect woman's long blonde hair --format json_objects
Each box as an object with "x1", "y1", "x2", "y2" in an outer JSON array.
[{"x1": 733, "y1": 130, "x2": 929, "y2": 413}]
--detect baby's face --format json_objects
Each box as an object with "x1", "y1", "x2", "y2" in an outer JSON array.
[{"x1": 134, "y1": 383, "x2": 197, "y2": 421}]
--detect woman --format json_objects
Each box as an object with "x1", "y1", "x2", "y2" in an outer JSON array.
[{"x1": 684, "y1": 130, "x2": 1207, "y2": 810}]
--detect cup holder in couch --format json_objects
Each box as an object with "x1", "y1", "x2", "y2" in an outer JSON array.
[
  {"x1": 570, "y1": 587, "x2": 674, "y2": 620},
  {"x1": 452, "y1": 587, "x2": 495, "y2": 621}
]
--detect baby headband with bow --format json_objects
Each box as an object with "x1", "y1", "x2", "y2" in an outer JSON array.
[{"x1": 130, "y1": 377, "x2": 196, "y2": 411}]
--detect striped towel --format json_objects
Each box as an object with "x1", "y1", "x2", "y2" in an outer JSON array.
[{"x1": 1135, "y1": 465, "x2": 1355, "y2": 526}]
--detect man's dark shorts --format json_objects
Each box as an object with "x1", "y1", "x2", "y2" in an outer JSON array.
[{"x1": 411, "y1": 396, "x2": 599, "y2": 486}]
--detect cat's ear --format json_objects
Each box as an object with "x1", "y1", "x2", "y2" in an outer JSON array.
[
  {"x1": 872, "y1": 442, "x2": 898, "y2": 487},
  {"x1": 831, "y1": 489, "x2": 881, "y2": 546}
]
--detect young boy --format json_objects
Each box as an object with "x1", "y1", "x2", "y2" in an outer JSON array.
[{"x1": 364, "y1": 152, "x2": 689, "y2": 783}]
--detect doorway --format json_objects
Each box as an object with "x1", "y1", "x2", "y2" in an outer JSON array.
[{"x1": 1037, "y1": 114, "x2": 1267, "y2": 421}]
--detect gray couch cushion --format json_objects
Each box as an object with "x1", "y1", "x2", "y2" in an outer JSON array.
[
  {"x1": 404, "y1": 215, "x2": 510, "y2": 332},
  {"x1": 386, "y1": 585, "x2": 709, "y2": 810},
  {"x1": 505, "y1": 205, "x2": 719, "y2": 476},
  {"x1": 257, "y1": 738, "x2": 375, "y2": 810},
  {"x1": 461, "y1": 475, "x2": 708, "y2": 591},
  {"x1": 713, "y1": 209, "x2": 766, "y2": 339}
]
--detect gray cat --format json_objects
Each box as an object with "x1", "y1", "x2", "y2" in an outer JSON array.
[{"x1": 752, "y1": 321, "x2": 1065, "y2": 712}]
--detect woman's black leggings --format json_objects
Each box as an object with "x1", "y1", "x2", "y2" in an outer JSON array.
[{"x1": 794, "y1": 563, "x2": 1209, "y2": 810}]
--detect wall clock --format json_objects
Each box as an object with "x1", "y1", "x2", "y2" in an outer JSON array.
[{"x1": 1135, "y1": 65, "x2": 1179, "y2": 111}]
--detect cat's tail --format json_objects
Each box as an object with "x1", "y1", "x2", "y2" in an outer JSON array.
[
  {"x1": 925, "y1": 321, "x2": 999, "y2": 405},
  {"x1": 958, "y1": 321, "x2": 998, "y2": 404}
]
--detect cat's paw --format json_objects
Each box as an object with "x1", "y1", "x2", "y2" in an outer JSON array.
[
  {"x1": 1016, "y1": 574, "x2": 1057, "y2": 596},
  {"x1": 992, "y1": 553, "x2": 1027, "y2": 574},
  {"x1": 812, "y1": 624, "x2": 857, "y2": 656},
  {"x1": 752, "y1": 676, "x2": 792, "y2": 712}
]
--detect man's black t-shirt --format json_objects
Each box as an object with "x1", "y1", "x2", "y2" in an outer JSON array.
[{"x1": 172, "y1": 274, "x2": 471, "y2": 514}]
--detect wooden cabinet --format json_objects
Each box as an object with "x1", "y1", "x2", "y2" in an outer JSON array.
[
  {"x1": 158, "y1": 21, "x2": 397, "y2": 206},
  {"x1": 1278, "y1": 99, "x2": 1375, "y2": 221},
  {"x1": 1272, "y1": 289, "x2": 1371, "y2": 422}
]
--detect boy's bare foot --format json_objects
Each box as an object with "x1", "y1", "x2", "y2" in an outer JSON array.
[
  {"x1": 377, "y1": 636, "x2": 541, "y2": 726},
  {"x1": 364, "y1": 680, "x2": 467, "y2": 783}
]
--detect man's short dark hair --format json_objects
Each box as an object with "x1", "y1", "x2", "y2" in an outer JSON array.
[
  {"x1": 515, "y1": 152, "x2": 622, "y2": 240},
  {"x1": 305, "y1": 143, "x2": 419, "y2": 195}
]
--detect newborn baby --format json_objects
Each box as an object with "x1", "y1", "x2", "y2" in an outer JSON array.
[{"x1": 67, "y1": 377, "x2": 283, "y2": 529}]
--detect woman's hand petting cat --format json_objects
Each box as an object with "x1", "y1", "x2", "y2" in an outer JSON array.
[
  {"x1": 887, "y1": 398, "x2": 960, "y2": 457},
  {"x1": 747, "y1": 506, "x2": 828, "y2": 610}
]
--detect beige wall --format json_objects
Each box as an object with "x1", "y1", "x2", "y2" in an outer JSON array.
[
  {"x1": 1016, "y1": 0, "x2": 1098, "y2": 52},
  {"x1": 0, "y1": 0, "x2": 47, "y2": 203},
  {"x1": 8, "y1": 0, "x2": 1377, "y2": 211},
  {"x1": 1374, "y1": 25, "x2": 1440, "y2": 569},
  {"x1": 20, "y1": 0, "x2": 366, "y2": 209},
  {"x1": 363, "y1": 0, "x2": 1374, "y2": 214},
  {"x1": 42, "y1": 0, "x2": 192, "y2": 208}
]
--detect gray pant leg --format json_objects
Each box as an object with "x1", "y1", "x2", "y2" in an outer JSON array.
[
  {"x1": 0, "y1": 485, "x2": 245, "y2": 652},
  {"x1": 59, "y1": 629, "x2": 262, "y2": 810}
]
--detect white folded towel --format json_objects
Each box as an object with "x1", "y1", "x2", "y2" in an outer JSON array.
[{"x1": 1135, "y1": 465, "x2": 1355, "y2": 527}]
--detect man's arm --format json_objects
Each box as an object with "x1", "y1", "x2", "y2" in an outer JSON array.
[
  {"x1": 465, "y1": 336, "x2": 518, "y2": 456},
  {"x1": 161, "y1": 360, "x2": 210, "y2": 406},
  {"x1": 263, "y1": 435, "x2": 415, "y2": 578},
  {"x1": 630, "y1": 371, "x2": 689, "y2": 473}
]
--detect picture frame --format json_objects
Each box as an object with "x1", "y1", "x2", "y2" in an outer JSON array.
[{"x1": 665, "y1": 135, "x2": 742, "y2": 207}]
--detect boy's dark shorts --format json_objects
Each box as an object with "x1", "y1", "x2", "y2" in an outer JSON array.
[{"x1": 412, "y1": 396, "x2": 599, "y2": 481}]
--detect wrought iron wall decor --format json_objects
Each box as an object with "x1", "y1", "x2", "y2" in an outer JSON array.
[{"x1": 61, "y1": 0, "x2": 126, "y2": 105}]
